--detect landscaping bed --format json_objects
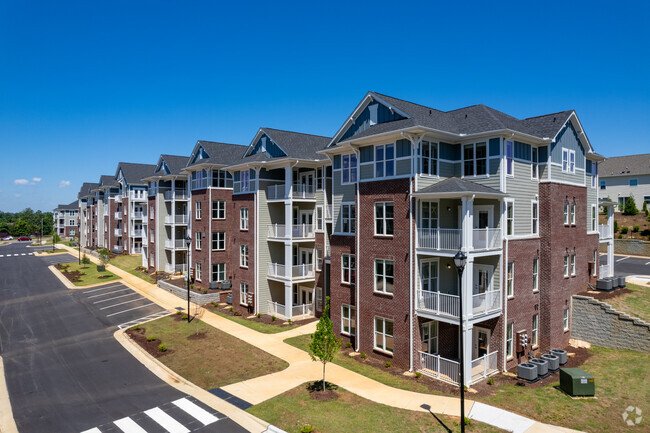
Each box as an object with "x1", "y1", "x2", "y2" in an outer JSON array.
[
  {"x1": 205, "y1": 303, "x2": 316, "y2": 334},
  {"x1": 126, "y1": 315, "x2": 289, "y2": 389},
  {"x1": 579, "y1": 283, "x2": 649, "y2": 322},
  {"x1": 109, "y1": 254, "x2": 157, "y2": 284},
  {"x1": 164, "y1": 277, "x2": 224, "y2": 295},
  {"x1": 247, "y1": 382, "x2": 505, "y2": 433},
  {"x1": 54, "y1": 262, "x2": 119, "y2": 286}
]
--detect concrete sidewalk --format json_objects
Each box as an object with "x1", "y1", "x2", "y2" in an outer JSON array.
[{"x1": 58, "y1": 245, "x2": 579, "y2": 433}]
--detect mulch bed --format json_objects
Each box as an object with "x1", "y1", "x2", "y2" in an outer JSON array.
[
  {"x1": 55, "y1": 264, "x2": 83, "y2": 283},
  {"x1": 164, "y1": 277, "x2": 224, "y2": 295},
  {"x1": 578, "y1": 288, "x2": 632, "y2": 301},
  {"x1": 125, "y1": 327, "x2": 173, "y2": 358},
  {"x1": 307, "y1": 381, "x2": 340, "y2": 402},
  {"x1": 204, "y1": 303, "x2": 318, "y2": 328},
  {"x1": 187, "y1": 331, "x2": 208, "y2": 340}
]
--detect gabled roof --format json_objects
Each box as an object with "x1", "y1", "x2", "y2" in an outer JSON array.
[
  {"x1": 77, "y1": 182, "x2": 99, "y2": 199},
  {"x1": 186, "y1": 141, "x2": 246, "y2": 169},
  {"x1": 330, "y1": 91, "x2": 586, "y2": 151},
  {"x1": 115, "y1": 162, "x2": 157, "y2": 186},
  {"x1": 242, "y1": 128, "x2": 331, "y2": 162},
  {"x1": 153, "y1": 154, "x2": 190, "y2": 176},
  {"x1": 598, "y1": 153, "x2": 650, "y2": 178},
  {"x1": 54, "y1": 201, "x2": 79, "y2": 211},
  {"x1": 94, "y1": 175, "x2": 119, "y2": 191},
  {"x1": 413, "y1": 177, "x2": 506, "y2": 197}
]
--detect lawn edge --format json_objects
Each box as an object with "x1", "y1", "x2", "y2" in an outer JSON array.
[{"x1": 47, "y1": 264, "x2": 121, "y2": 289}]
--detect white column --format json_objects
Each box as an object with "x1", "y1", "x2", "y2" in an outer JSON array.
[
  {"x1": 284, "y1": 282, "x2": 293, "y2": 320},
  {"x1": 284, "y1": 165, "x2": 294, "y2": 320},
  {"x1": 461, "y1": 322, "x2": 473, "y2": 387},
  {"x1": 607, "y1": 206, "x2": 614, "y2": 277},
  {"x1": 460, "y1": 256, "x2": 473, "y2": 386},
  {"x1": 461, "y1": 196, "x2": 474, "y2": 251}
]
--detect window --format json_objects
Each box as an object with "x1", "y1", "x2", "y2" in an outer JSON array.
[
  {"x1": 196, "y1": 262, "x2": 202, "y2": 281},
  {"x1": 562, "y1": 149, "x2": 576, "y2": 173},
  {"x1": 195, "y1": 231, "x2": 201, "y2": 250},
  {"x1": 563, "y1": 308, "x2": 569, "y2": 331},
  {"x1": 240, "y1": 207, "x2": 249, "y2": 230},
  {"x1": 532, "y1": 258, "x2": 538, "y2": 292},
  {"x1": 150, "y1": 205, "x2": 154, "y2": 219},
  {"x1": 316, "y1": 167, "x2": 323, "y2": 190},
  {"x1": 531, "y1": 147, "x2": 539, "y2": 179},
  {"x1": 316, "y1": 206, "x2": 324, "y2": 231},
  {"x1": 420, "y1": 141, "x2": 438, "y2": 176},
  {"x1": 570, "y1": 203, "x2": 576, "y2": 225},
  {"x1": 374, "y1": 202, "x2": 394, "y2": 235},
  {"x1": 341, "y1": 305, "x2": 356, "y2": 335},
  {"x1": 570, "y1": 254, "x2": 576, "y2": 275},
  {"x1": 212, "y1": 232, "x2": 225, "y2": 251},
  {"x1": 150, "y1": 228, "x2": 154, "y2": 242},
  {"x1": 618, "y1": 196, "x2": 628, "y2": 209},
  {"x1": 507, "y1": 262, "x2": 514, "y2": 297},
  {"x1": 506, "y1": 323, "x2": 514, "y2": 358},
  {"x1": 212, "y1": 170, "x2": 232, "y2": 188},
  {"x1": 212, "y1": 263, "x2": 225, "y2": 282},
  {"x1": 150, "y1": 253, "x2": 154, "y2": 265},
  {"x1": 195, "y1": 201, "x2": 202, "y2": 219},
  {"x1": 191, "y1": 169, "x2": 208, "y2": 190},
  {"x1": 506, "y1": 141, "x2": 513, "y2": 176},
  {"x1": 506, "y1": 202, "x2": 514, "y2": 236},
  {"x1": 341, "y1": 203, "x2": 355, "y2": 234},
  {"x1": 212, "y1": 200, "x2": 225, "y2": 219},
  {"x1": 463, "y1": 142, "x2": 487, "y2": 177},
  {"x1": 342, "y1": 254, "x2": 355, "y2": 284},
  {"x1": 420, "y1": 260, "x2": 438, "y2": 292},
  {"x1": 374, "y1": 317, "x2": 394, "y2": 353},
  {"x1": 600, "y1": 180, "x2": 606, "y2": 190},
  {"x1": 375, "y1": 144, "x2": 395, "y2": 178},
  {"x1": 630, "y1": 178, "x2": 638, "y2": 187},
  {"x1": 342, "y1": 154, "x2": 357, "y2": 184},
  {"x1": 563, "y1": 203, "x2": 569, "y2": 225},
  {"x1": 240, "y1": 170, "x2": 250, "y2": 192},
  {"x1": 240, "y1": 282, "x2": 248, "y2": 306},
  {"x1": 532, "y1": 314, "x2": 538, "y2": 347},
  {"x1": 591, "y1": 206, "x2": 597, "y2": 232},
  {"x1": 374, "y1": 259, "x2": 394, "y2": 294},
  {"x1": 421, "y1": 201, "x2": 438, "y2": 229},
  {"x1": 531, "y1": 201, "x2": 538, "y2": 235},
  {"x1": 421, "y1": 321, "x2": 438, "y2": 354},
  {"x1": 240, "y1": 245, "x2": 248, "y2": 268},
  {"x1": 316, "y1": 247, "x2": 322, "y2": 271},
  {"x1": 564, "y1": 255, "x2": 569, "y2": 277}
]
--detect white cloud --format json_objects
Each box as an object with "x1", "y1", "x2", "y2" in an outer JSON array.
[
  {"x1": 59, "y1": 180, "x2": 71, "y2": 188},
  {"x1": 14, "y1": 179, "x2": 29, "y2": 185},
  {"x1": 14, "y1": 193, "x2": 21, "y2": 197},
  {"x1": 32, "y1": 177, "x2": 42, "y2": 183}
]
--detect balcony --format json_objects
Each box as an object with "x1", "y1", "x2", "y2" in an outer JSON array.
[
  {"x1": 163, "y1": 189, "x2": 189, "y2": 201},
  {"x1": 112, "y1": 245, "x2": 123, "y2": 254},
  {"x1": 164, "y1": 264, "x2": 187, "y2": 274},
  {"x1": 470, "y1": 351, "x2": 499, "y2": 384},
  {"x1": 114, "y1": 194, "x2": 122, "y2": 203},
  {"x1": 267, "y1": 224, "x2": 315, "y2": 240},
  {"x1": 164, "y1": 215, "x2": 188, "y2": 225},
  {"x1": 164, "y1": 239, "x2": 188, "y2": 249},
  {"x1": 416, "y1": 289, "x2": 501, "y2": 321},
  {"x1": 417, "y1": 228, "x2": 501, "y2": 252},
  {"x1": 267, "y1": 263, "x2": 315, "y2": 281},
  {"x1": 267, "y1": 184, "x2": 316, "y2": 200},
  {"x1": 114, "y1": 228, "x2": 123, "y2": 237},
  {"x1": 114, "y1": 211, "x2": 122, "y2": 220},
  {"x1": 267, "y1": 300, "x2": 314, "y2": 320},
  {"x1": 132, "y1": 247, "x2": 142, "y2": 254},
  {"x1": 598, "y1": 224, "x2": 612, "y2": 240},
  {"x1": 132, "y1": 229, "x2": 143, "y2": 237},
  {"x1": 418, "y1": 352, "x2": 460, "y2": 385},
  {"x1": 131, "y1": 212, "x2": 144, "y2": 220},
  {"x1": 267, "y1": 184, "x2": 285, "y2": 200},
  {"x1": 130, "y1": 192, "x2": 147, "y2": 202}
]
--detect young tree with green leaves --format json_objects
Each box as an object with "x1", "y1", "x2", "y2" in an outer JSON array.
[
  {"x1": 308, "y1": 296, "x2": 342, "y2": 392},
  {"x1": 623, "y1": 195, "x2": 639, "y2": 216},
  {"x1": 643, "y1": 200, "x2": 648, "y2": 216}
]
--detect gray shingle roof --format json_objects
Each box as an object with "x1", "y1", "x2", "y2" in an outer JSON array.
[
  {"x1": 77, "y1": 182, "x2": 99, "y2": 199},
  {"x1": 54, "y1": 201, "x2": 78, "y2": 211},
  {"x1": 116, "y1": 162, "x2": 157, "y2": 185},
  {"x1": 186, "y1": 141, "x2": 247, "y2": 168},
  {"x1": 244, "y1": 128, "x2": 331, "y2": 161},
  {"x1": 159, "y1": 154, "x2": 190, "y2": 175},
  {"x1": 415, "y1": 177, "x2": 505, "y2": 196},
  {"x1": 99, "y1": 175, "x2": 118, "y2": 188},
  {"x1": 337, "y1": 92, "x2": 575, "y2": 144},
  {"x1": 598, "y1": 153, "x2": 650, "y2": 178}
]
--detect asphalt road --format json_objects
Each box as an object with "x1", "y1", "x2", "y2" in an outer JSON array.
[
  {"x1": 0, "y1": 242, "x2": 247, "y2": 433},
  {"x1": 600, "y1": 254, "x2": 650, "y2": 277}
]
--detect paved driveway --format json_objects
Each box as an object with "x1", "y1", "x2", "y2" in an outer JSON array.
[{"x1": 600, "y1": 254, "x2": 650, "y2": 277}]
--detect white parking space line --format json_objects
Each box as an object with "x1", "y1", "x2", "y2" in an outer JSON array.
[
  {"x1": 0, "y1": 255, "x2": 4, "y2": 257},
  {"x1": 80, "y1": 428, "x2": 102, "y2": 433},
  {"x1": 82, "y1": 283, "x2": 125, "y2": 293},
  {"x1": 88, "y1": 288, "x2": 131, "y2": 299},
  {"x1": 113, "y1": 417, "x2": 148, "y2": 433},
  {"x1": 616, "y1": 256, "x2": 630, "y2": 262},
  {"x1": 106, "y1": 303, "x2": 155, "y2": 317},
  {"x1": 93, "y1": 292, "x2": 140, "y2": 304},
  {"x1": 144, "y1": 407, "x2": 190, "y2": 433},
  {"x1": 645, "y1": 262, "x2": 650, "y2": 266},
  {"x1": 117, "y1": 310, "x2": 170, "y2": 329},
  {"x1": 173, "y1": 397, "x2": 219, "y2": 425},
  {"x1": 21, "y1": 253, "x2": 25, "y2": 255},
  {"x1": 99, "y1": 298, "x2": 145, "y2": 310}
]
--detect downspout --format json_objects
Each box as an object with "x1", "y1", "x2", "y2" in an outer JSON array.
[
  {"x1": 503, "y1": 213, "x2": 508, "y2": 372},
  {"x1": 255, "y1": 167, "x2": 260, "y2": 314},
  {"x1": 209, "y1": 177, "x2": 213, "y2": 288},
  {"x1": 344, "y1": 143, "x2": 361, "y2": 353}
]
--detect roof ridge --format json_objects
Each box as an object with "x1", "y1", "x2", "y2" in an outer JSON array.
[
  {"x1": 370, "y1": 91, "x2": 446, "y2": 114},
  {"x1": 262, "y1": 127, "x2": 331, "y2": 140},
  {"x1": 523, "y1": 110, "x2": 573, "y2": 120}
]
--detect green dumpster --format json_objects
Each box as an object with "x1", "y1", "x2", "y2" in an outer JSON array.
[{"x1": 560, "y1": 368, "x2": 595, "y2": 397}]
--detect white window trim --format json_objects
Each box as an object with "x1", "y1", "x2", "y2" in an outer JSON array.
[
  {"x1": 507, "y1": 261, "x2": 514, "y2": 298},
  {"x1": 341, "y1": 254, "x2": 355, "y2": 285},
  {"x1": 419, "y1": 258, "x2": 439, "y2": 293},
  {"x1": 462, "y1": 141, "x2": 489, "y2": 178},
  {"x1": 563, "y1": 202, "x2": 570, "y2": 225},
  {"x1": 374, "y1": 259, "x2": 394, "y2": 294},
  {"x1": 532, "y1": 314, "x2": 539, "y2": 348},
  {"x1": 506, "y1": 322, "x2": 514, "y2": 359},
  {"x1": 340, "y1": 202, "x2": 356, "y2": 235},
  {"x1": 374, "y1": 202, "x2": 394, "y2": 236},
  {"x1": 195, "y1": 262, "x2": 202, "y2": 281},
  {"x1": 564, "y1": 255, "x2": 569, "y2": 277},
  {"x1": 374, "y1": 316, "x2": 394, "y2": 354},
  {"x1": 239, "y1": 282, "x2": 249, "y2": 306},
  {"x1": 531, "y1": 200, "x2": 539, "y2": 235},
  {"x1": 532, "y1": 258, "x2": 539, "y2": 292},
  {"x1": 195, "y1": 231, "x2": 202, "y2": 250},
  {"x1": 212, "y1": 263, "x2": 226, "y2": 282},
  {"x1": 570, "y1": 254, "x2": 576, "y2": 276},
  {"x1": 315, "y1": 205, "x2": 324, "y2": 232},
  {"x1": 420, "y1": 140, "x2": 439, "y2": 177},
  {"x1": 316, "y1": 247, "x2": 322, "y2": 271},
  {"x1": 341, "y1": 304, "x2": 355, "y2": 336},
  {"x1": 374, "y1": 143, "x2": 396, "y2": 179},
  {"x1": 590, "y1": 205, "x2": 597, "y2": 232},
  {"x1": 212, "y1": 200, "x2": 226, "y2": 220},
  {"x1": 195, "y1": 201, "x2": 202, "y2": 220},
  {"x1": 212, "y1": 232, "x2": 226, "y2": 251},
  {"x1": 505, "y1": 140, "x2": 514, "y2": 177},
  {"x1": 570, "y1": 203, "x2": 576, "y2": 225},
  {"x1": 240, "y1": 207, "x2": 249, "y2": 230},
  {"x1": 505, "y1": 199, "x2": 515, "y2": 237},
  {"x1": 563, "y1": 308, "x2": 569, "y2": 331},
  {"x1": 531, "y1": 147, "x2": 539, "y2": 180},
  {"x1": 240, "y1": 244, "x2": 249, "y2": 268},
  {"x1": 341, "y1": 153, "x2": 357, "y2": 185},
  {"x1": 562, "y1": 148, "x2": 576, "y2": 174}
]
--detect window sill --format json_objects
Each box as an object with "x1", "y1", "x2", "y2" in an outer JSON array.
[
  {"x1": 563, "y1": 328, "x2": 570, "y2": 333},
  {"x1": 533, "y1": 290, "x2": 539, "y2": 294},
  {"x1": 374, "y1": 234, "x2": 394, "y2": 239},
  {"x1": 507, "y1": 295, "x2": 514, "y2": 300},
  {"x1": 240, "y1": 229, "x2": 249, "y2": 232},
  {"x1": 373, "y1": 348, "x2": 394, "y2": 357},
  {"x1": 341, "y1": 281, "x2": 355, "y2": 287},
  {"x1": 373, "y1": 291, "x2": 394, "y2": 298},
  {"x1": 240, "y1": 266, "x2": 249, "y2": 269},
  {"x1": 212, "y1": 218, "x2": 226, "y2": 221}
]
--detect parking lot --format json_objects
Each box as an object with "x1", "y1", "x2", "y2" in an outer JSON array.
[
  {"x1": 73, "y1": 282, "x2": 170, "y2": 328},
  {"x1": 39, "y1": 252, "x2": 80, "y2": 266}
]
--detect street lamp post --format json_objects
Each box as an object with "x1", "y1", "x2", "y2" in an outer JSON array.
[
  {"x1": 453, "y1": 250, "x2": 468, "y2": 433},
  {"x1": 185, "y1": 234, "x2": 192, "y2": 323},
  {"x1": 78, "y1": 221, "x2": 81, "y2": 264}
]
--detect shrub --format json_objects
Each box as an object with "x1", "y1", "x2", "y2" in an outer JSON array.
[
  {"x1": 641, "y1": 229, "x2": 650, "y2": 237},
  {"x1": 643, "y1": 200, "x2": 648, "y2": 215},
  {"x1": 415, "y1": 371, "x2": 422, "y2": 379},
  {"x1": 271, "y1": 315, "x2": 277, "y2": 322},
  {"x1": 623, "y1": 195, "x2": 639, "y2": 215},
  {"x1": 345, "y1": 342, "x2": 352, "y2": 348},
  {"x1": 131, "y1": 325, "x2": 140, "y2": 331},
  {"x1": 176, "y1": 310, "x2": 182, "y2": 315},
  {"x1": 158, "y1": 344, "x2": 167, "y2": 352},
  {"x1": 229, "y1": 307, "x2": 233, "y2": 312},
  {"x1": 360, "y1": 352, "x2": 367, "y2": 359},
  {"x1": 257, "y1": 313, "x2": 261, "y2": 318},
  {"x1": 96, "y1": 265, "x2": 105, "y2": 272},
  {"x1": 614, "y1": 220, "x2": 619, "y2": 232},
  {"x1": 146, "y1": 336, "x2": 156, "y2": 341},
  {"x1": 487, "y1": 377, "x2": 495, "y2": 385},
  {"x1": 202, "y1": 289, "x2": 208, "y2": 294},
  {"x1": 385, "y1": 361, "x2": 392, "y2": 368},
  {"x1": 190, "y1": 284, "x2": 194, "y2": 290},
  {"x1": 464, "y1": 417, "x2": 471, "y2": 426},
  {"x1": 81, "y1": 254, "x2": 90, "y2": 264},
  {"x1": 211, "y1": 301, "x2": 218, "y2": 307},
  {"x1": 287, "y1": 319, "x2": 292, "y2": 324},
  {"x1": 300, "y1": 425, "x2": 314, "y2": 433},
  {"x1": 621, "y1": 227, "x2": 629, "y2": 234},
  {"x1": 618, "y1": 234, "x2": 623, "y2": 239},
  {"x1": 181, "y1": 315, "x2": 188, "y2": 320},
  {"x1": 632, "y1": 225, "x2": 640, "y2": 232}
]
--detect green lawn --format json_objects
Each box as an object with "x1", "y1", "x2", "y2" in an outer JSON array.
[
  {"x1": 477, "y1": 347, "x2": 649, "y2": 433},
  {"x1": 210, "y1": 309, "x2": 298, "y2": 334},
  {"x1": 136, "y1": 316, "x2": 288, "y2": 389},
  {"x1": 605, "y1": 283, "x2": 650, "y2": 322},
  {"x1": 109, "y1": 254, "x2": 154, "y2": 283},
  {"x1": 57, "y1": 262, "x2": 119, "y2": 286},
  {"x1": 247, "y1": 383, "x2": 503, "y2": 433},
  {"x1": 284, "y1": 334, "x2": 435, "y2": 394}
]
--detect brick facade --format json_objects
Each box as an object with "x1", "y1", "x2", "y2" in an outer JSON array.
[{"x1": 330, "y1": 234, "x2": 356, "y2": 345}]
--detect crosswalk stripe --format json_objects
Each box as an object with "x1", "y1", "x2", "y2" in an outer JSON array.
[
  {"x1": 144, "y1": 407, "x2": 190, "y2": 433},
  {"x1": 114, "y1": 417, "x2": 148, "y2": 433},
  {"x1": 80, "y1": 428, "x2": 102, "y2": 433},
  {"x1": 173, "y1": 397, "x2": 219, "y2": 426}
]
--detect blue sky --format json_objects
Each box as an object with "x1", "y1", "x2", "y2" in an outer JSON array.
[{"x1": 1, "y1": 1, "x2": 649, "y2": 212}]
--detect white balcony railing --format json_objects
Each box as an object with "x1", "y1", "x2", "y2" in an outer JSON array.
[
  {"x1": 267, "y1": 263, "x2": 315, "y2": 280},
  {"x1": 266, "y1": 184, "x2": 316, "y2": 200},
  {"x1": 267, "y1": 224, "x2": 315, "y2": 239},
  {"x1": 267, "y1": 300, "x2": 286, "y2": 318},
  {"x1": 131, "y1": 212, "x2": 144, "y2": 220},
  {"x1": 417, "y1": 228, "x2": 501, "y2": 251},
  {"x1": 114, "y1": 194, "x2": 122, "y2": 202},
  {"x1": 267, "y1": 184, "x2": 285, "y2": 200},
  {"x1": 164, "y1": 264, "x2": 187, "y2": 274},
  {"x1": 132, "y1": 230, "x2": 143, "y2": 237},
  {"x1": 326, "y1": 204, "x2": 333, "y2": 220},
  {"x1": 293, "y1": 264, "x2": 314, "y2": 278},
  {"x1": 599, "y1": 264, "x2": 610, "y2": 278},
  {"x1": 164, "y1": 214, "x2": 188, "y2": 225},
  {"x1": 114, "y1": 212, "x2": 122, "y2": 220},
  {"x1": 416, "y1": 290, "x2": 459, "y2": 318},
  {"x1": 419, "y1": 352, "x2": 460, "y2": 385},
  {"x1": 164, "y1": 239, "x2": 188, "y2": 249},
  {"x1": 132, "y1": 247, "x2": 142, "y2": 254},
  {"x1": 163, "y1": 189, "x2": 188, "y2": 201},
  {"x1": 471, "y1": 351, "x2": 499, "y2": 384},
  {"x1": 471, "y1": 290, "x2": 501, "y2": 317},
  {"x1": 113, "y1": 245, "x2": 123, "y2": 253},
  {"x1": 267, "y1": 300, "x2": 314, "y2": 320},
  {"x1": 267, "y1": 263, "x2": 286, "y2": 278},
  {"x1": 598, "y1": 224, "x2": 612, "y2": 239},
  {"x1": 114, "y1": 228, "x2": 122, "y2": 236},
  {"x1": 472, "y1": 228, "x2": 502, "y2": 250},
  {"x1": 293, "y1": 184, "x2": 315, "y2": 199}
]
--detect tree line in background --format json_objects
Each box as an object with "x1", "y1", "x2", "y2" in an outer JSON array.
[{"x1": 0, "y1": 209, "x2": 54, "y2": 236}]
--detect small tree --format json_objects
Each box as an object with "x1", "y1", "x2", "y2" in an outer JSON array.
[
  {"x1": 614, "y1": 220, "x2": 619, "y2": 233},
  {"x1": 194, "y1": 305, "x2": 205, "y2": 335},
  {"x1": 308, "y1": 296, "x2": 341, "y2": 392},
  {"x1": 52, "y1": 233, "x2": 61, "y2": 244},
  {"x1": 643, "y1": 200, "x2": 648, "y2": 216},
  {"x1": 623, "y1": 195, "x2": 639, "y2": 216},
  {"x1": 97, "y1": 248, "x2": 110, "y2": 271}
]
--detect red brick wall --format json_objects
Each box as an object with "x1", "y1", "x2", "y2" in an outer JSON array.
[
  {"x1": 330, "y1": 234, "x2": 356, "y2": 345},
  {"x1": 227, "y1": 193, "x2": 255, "y2": 314},
  {"x1": 190, "y1": 189, "x2": 210, "y2": 288}
]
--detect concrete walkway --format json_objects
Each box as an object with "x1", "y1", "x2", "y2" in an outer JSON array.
[{"x1": 58, "y1": 245, "x2": 579, "y2": 433}]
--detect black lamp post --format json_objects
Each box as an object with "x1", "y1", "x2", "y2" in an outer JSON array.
[
  {"x1": 453, "y1": 250, "x2": 468, "y2": 433},
  {"x1": 185, "y1": 234, "x2": 192, "y2": 323}
]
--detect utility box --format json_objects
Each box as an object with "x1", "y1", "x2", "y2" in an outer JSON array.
[{"x1": 560, "y1": 368, "x2": 595, "y2": 397}]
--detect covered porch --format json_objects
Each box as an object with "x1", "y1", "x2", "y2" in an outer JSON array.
[{"x1": 266, "y1": 280, "x2": 319, "y2": 321}]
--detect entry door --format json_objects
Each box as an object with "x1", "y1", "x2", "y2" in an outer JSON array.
[
  {"x1": 300, "y1": 211, "x2": 313, "y2": 227},
  {"x1": 421, "y1": 321, "x2": 438, "y2": 354},
  {"x1": 300, "y1": 248, "x2": 313, "y2": 266},
  {"x1": 473, "y1": 328, "x2": 490, "y2": 359},
  {"x1": 300, "y1": 172, "x2": 314, "y2": 192},
  {"x1": 300, "y1": 286, "x2": 313, "y2": 305},
  {"x1": 473, "y1": 265, "x2": 492, "y2": 295}
]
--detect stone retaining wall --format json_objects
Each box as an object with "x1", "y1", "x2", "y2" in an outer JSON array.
[
  {"x1": 157, "y1": 280, "x2": 222, "y2": 305},
  {"x1": 571, "y1": 295, "x2": 650, "y2": 352},
  {"x1": 599, "y1": 239, "x2": 650, "y2": 257}
]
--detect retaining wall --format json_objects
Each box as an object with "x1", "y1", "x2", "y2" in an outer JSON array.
[
  {"x1": 571, "y1": 295, "x2": 650, "y2": 352},
  {"x1": 157, "y1": 280, "x2": 222, "y2": 305},
  {"x1": 599, "y1": 239, "x2": 650, "y2": 257}
]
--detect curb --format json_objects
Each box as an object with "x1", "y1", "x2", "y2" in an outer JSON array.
[{"x1": 0, "y1": 355, "x2": 19, "y2": 433}]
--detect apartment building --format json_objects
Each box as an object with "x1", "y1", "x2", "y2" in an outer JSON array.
[
  {"x1": 598, "y1": 153, "x2": 650, "y2": 210},
  {"x1": 93, "y1": 175, "x2": 120, "y2": 249},
  {"x1": 77, "y1": 182, "x2": 99, "y2": 247},
  {"x1": 143, "y1": 154, "x2": 190, "y2": 273},
  {"x1": 53, "y1": 201, "x2": 79, "y2": 240}
]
